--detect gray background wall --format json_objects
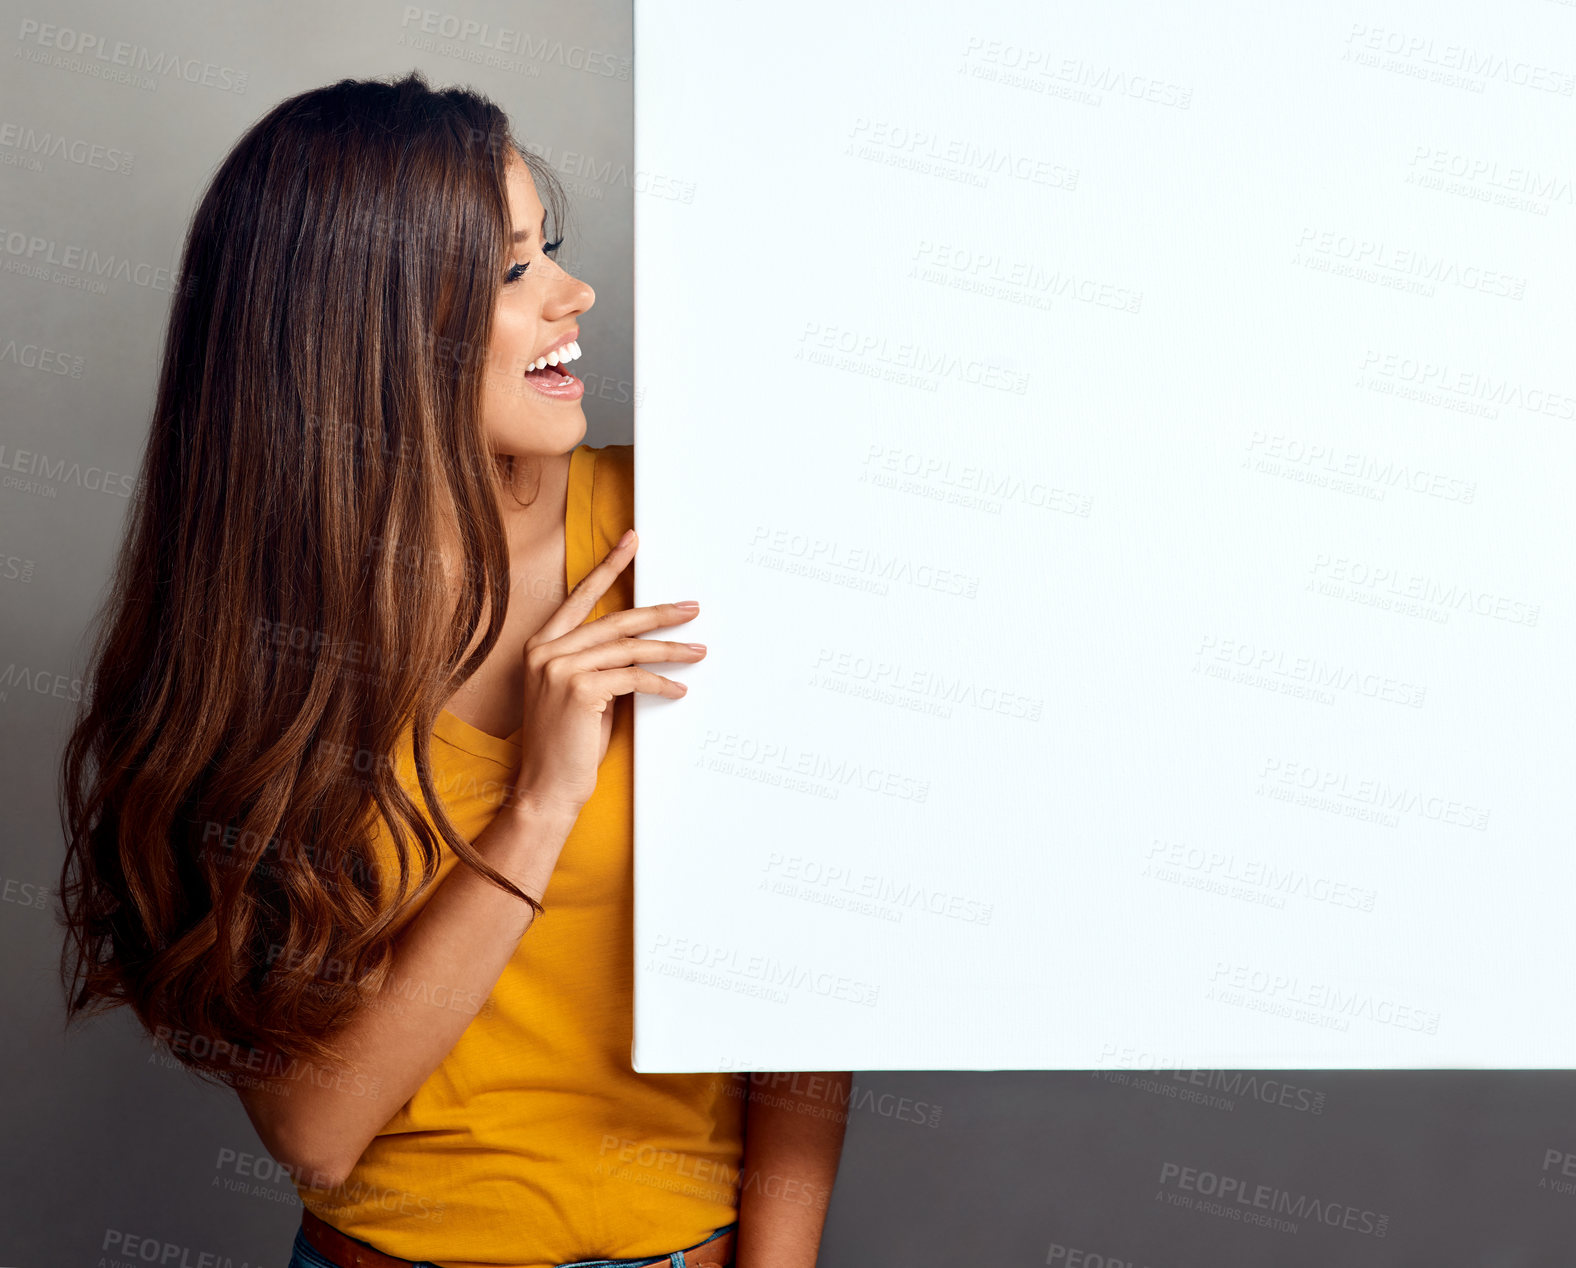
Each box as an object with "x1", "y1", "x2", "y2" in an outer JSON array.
[{"x1": 1, "y1": 1, "x2": 1572, "y2": 1265}]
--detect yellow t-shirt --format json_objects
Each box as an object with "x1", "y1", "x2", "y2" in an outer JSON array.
[{"x1": 295, "y1": 443, "x2": 746, "y2": 1268}]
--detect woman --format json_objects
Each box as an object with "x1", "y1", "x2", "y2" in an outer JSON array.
[{"x1": 58, "y1": 72, "x2": 850, "y2": 1268}]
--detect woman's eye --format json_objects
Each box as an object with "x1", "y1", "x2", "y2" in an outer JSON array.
[{"x1": 503, "y1": 239, "x2": 564, "y2": 285}]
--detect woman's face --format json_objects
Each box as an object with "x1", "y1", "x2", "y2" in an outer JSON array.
[{"x1": 478, "y1": 151, "x2": 596, "y2": 462}]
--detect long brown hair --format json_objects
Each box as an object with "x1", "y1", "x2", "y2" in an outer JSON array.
[{"x1": 57, "y1": 71, "x2": 569, "y2": 1087}]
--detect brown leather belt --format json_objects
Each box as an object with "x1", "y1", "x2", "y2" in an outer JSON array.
[{"x1": 301, "y1": 1208, "x2": 736, "y2": 1268}]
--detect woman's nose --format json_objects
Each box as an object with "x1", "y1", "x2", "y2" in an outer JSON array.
[{"x1": 562, "y1": 273, "x2": 595, "y2": 314}]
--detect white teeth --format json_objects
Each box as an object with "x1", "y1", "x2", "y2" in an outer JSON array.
[{"x1": 530, "y1": 340, "x2": 582, "y2": 372}]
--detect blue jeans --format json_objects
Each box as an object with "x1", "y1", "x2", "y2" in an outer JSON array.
[{"x1": 288, "y1": 1219, "x2": 738, "y2": 1268}]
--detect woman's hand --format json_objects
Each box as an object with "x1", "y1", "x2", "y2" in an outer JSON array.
[{"x1": 510, "y1": 529, "x2": 704, "y2": 817}]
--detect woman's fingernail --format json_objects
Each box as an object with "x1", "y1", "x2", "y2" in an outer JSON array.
[
  {"x1": 618, "y1": 529, "x2": 636, "y2": 548},
  {"x1": 674, "y1": 600, "x2": 700, "y2": 611}
]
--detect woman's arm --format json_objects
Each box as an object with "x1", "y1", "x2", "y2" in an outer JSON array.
[
  {"x1": 735, "y1": 1071, "x2": 852, "y2": 1268},
  {"x1": 234, "y1": 796, "x2": 580, "y2": 1190}
]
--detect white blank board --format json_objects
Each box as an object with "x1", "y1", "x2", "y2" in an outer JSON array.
[{"x1": 629, "y1": 0, "x2": 1576, "y2": 1071}]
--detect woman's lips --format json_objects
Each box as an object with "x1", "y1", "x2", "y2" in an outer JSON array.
[{"x1": 523, "y1": 361, "x2": 584, "y2": 399}]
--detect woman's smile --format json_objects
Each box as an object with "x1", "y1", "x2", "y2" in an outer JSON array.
[{"x1": 522, "y1": 329, "x2": 586, "y2": 400}]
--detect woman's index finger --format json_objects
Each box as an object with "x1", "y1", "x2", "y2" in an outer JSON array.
[{"x1": 535, "y1": 529, "x2": 637, "y2": 644}]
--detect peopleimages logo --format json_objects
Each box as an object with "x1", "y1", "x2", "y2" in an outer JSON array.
[
  {"x1": 0, "y1": 122, "x2": 134, "y2": 173},
  {"x1": 397, "y1": 7, "x2": 630, "y2": 78},
  {"x1": 15, "y1": 19, "x2": 249, "y2": 93},
  {"x1": 0, "y1": 441, "x2": 142, "y2": 500},
  {"x1": 100, "y1": 1228, "x2": 268, "y2": 1268},
  {"x1": 1358, "y1": 348, "x2": 1576, "y2": 421},
  {"x1": 1157, "y1": 1161, "x2": 1389, "y2": 1236},
  {"x1": 0, "y1": 226, "x2": 193, "y2": 295},
  {"x1": 1294, "y1": 226, "x2": 1527, "y2": 299},
  {"x1": 1342, "y1": 23, "x2": 1576, "y2": 96},
  {"x1": 647, "y1": 934, "x2": 881, "y2": 1007}
]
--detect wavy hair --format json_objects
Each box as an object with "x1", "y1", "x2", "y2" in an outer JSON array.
[{"x1": 57, "y1": 71, "x2": 568, "y2": 1086}]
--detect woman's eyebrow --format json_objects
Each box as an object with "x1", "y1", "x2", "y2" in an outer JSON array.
[{"x1": 511, "y1": 211, "x2": 548, "y2": 244}]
